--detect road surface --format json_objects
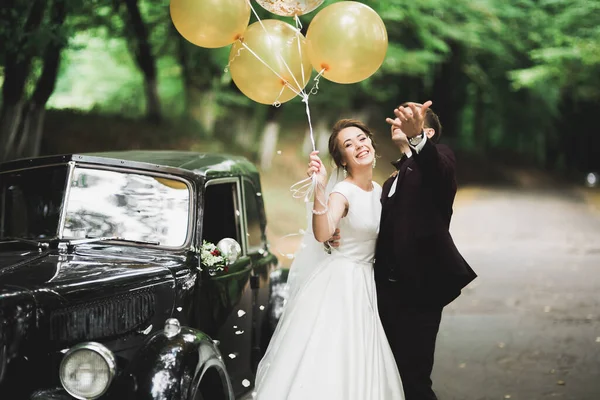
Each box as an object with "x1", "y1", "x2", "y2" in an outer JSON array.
[{"x1": 434, "y1": 185, "x2": 600, "y2": 400}]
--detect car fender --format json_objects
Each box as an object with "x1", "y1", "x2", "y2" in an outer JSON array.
[{"x1": 110, "y1": 320, "x2": 234, "y2": 400}]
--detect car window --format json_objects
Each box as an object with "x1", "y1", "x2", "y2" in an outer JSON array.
[
  {"x1": 202, "y1": 181, "x2": 242, "y2": 250},
  {"x1": 242, "y1": 179, "x2": 264, "y2": 250},
  {"x1": 62, "y1": 167, "x2": 191, "y2": 247},
  {"x1": 0, "y1": 165, "x2": 68, "y2": 239}
]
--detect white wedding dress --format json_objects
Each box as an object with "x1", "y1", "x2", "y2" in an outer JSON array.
[{"x1": 254, "y1": 180, "x2": 405, "y2": 400}]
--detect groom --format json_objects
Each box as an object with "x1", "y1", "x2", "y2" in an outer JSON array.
[{"x1": 375, "y1": 100, "x2": 477, "y2": 399}]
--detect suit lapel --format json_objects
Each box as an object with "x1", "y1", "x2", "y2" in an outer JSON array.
[
  {"x1": 393, "y1": 157, "x2": 414, "y2": 194},
  {"x1": 380, "y1": 158, "x2": 413, "y2": 223},
  {"x1": 381, "y1": 176, "x2": 395, "y2": 203}
]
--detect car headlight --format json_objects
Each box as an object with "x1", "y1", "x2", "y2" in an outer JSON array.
[{"x1": 59, "y1": 342, "x2": 116, "y2": 399}]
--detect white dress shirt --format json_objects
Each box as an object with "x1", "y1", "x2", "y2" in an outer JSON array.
[{"x1": 388, "y1": 134, "x2": 427, "y2": 197}]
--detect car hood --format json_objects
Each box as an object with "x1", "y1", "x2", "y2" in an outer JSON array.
[
  {"x1": 0, "y1": 246, "x2": 179, "y2": 291},
  {"x1": 0, "y1": 246, "x2": 184, "y2": 371}
]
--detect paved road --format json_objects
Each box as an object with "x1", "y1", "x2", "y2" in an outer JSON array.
[{"x1": 434, "y1": 186, "x2": 600, "y2": 400}]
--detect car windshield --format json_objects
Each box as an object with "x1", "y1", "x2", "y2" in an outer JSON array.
[
  {"x1": 62, "y1": 167, "x2": 191, "y2": 247},
  {"x1": 0, "y1": 165, "x2": 68, "y2": 240},
  {"x1": 1, "y1": 164, "x2": 192, "y2": 247}
]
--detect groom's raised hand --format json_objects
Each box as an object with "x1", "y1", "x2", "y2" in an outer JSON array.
[{"x1": 386, "y1": 100, "x2": 433, "y2": 138}]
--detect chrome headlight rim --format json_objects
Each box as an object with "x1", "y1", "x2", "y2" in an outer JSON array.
[{"x1": 59, "y1": 341, "x2": 117, "y2": 400}]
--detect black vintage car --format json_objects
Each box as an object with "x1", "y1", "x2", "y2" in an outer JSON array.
[{"x1": 0, "y1": 151, "x2": 288, "y2": 400}]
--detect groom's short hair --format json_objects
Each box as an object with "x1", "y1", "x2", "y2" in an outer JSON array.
[
  {"x1": 329, "y1": 119, "x2": 377, "y2": 170},
  {"x1": 400, "y1": 102, "x2": 442, "y2": 143}
]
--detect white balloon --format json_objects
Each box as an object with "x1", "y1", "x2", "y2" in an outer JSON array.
[
  {"x1": 254, "y1": 0, "x2": 324, "y2": 17},
  {"x1": 217, "y1": 238, "x2": 242, "y2": 264}
]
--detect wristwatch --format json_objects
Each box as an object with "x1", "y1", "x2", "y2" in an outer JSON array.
[{"x1": 408, "y1": 131, "x2": 425, "y2": 146}]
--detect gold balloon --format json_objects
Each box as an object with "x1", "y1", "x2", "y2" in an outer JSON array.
[
  {"x1": 306, "y1": 1, "x2": 388, "y2": 84},
  {"x1": 255, "y1": 0, "x2": 325, "y2": 17},
  {"x1": 229, "y1": 20, "x2": 313, "y2": 105},
  {"x1": 170, "y1": 0, "x2": 250, "y2": 48}
]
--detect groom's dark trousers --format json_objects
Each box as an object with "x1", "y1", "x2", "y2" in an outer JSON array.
[{"x1": 375, "y1": 140, "x2": 477, "y2": 400}]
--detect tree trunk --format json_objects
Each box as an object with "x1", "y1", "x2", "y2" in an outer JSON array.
[
  {"x1": 124, "y1": 0, "x2": 161, "y2": 123},
  {"x1": 259, "y1": 121, "x2": 279, "y2": 171},
  {"x1": 16, "y1": 0, "x2": 67, "y2": 158},
  {"x1": 0, "y1": 104, "x2": 25, "y2": 161},
  {"x1": 0, "y1": 0, "x2": 46, "y2": 162},
  {"x1": 16, "y1": 105, "x2": 46, "y2": 158}
]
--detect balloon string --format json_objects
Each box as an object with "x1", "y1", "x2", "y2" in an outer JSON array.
[
  {"x1": 273, "y1": 85, "x2": 286, "y2": 107},
  {"x1": 224, "y1": 45, "x2": 246, "y2": 73},
  {"x1": 239, "y1": 42, "x2": 302, "y2": 98},
  {"x1": 246, "y1": 0, "x2": 305, "y2": 94},
  {"x1": 294, "y1": 14, "x2": 303, "y2": 30},
  {"x1": 302, "y1": 92, "x2": 315, "y2": 151},
  {"x1": 242, "y1": 0, "x2": 322, "y2": 199},
  {"x1": 290, "y1": 174, "x2": 327, "y2": 207},
  {"x1": 274, "y1": 229, "x2": 306, "y2": 260},
  {"x1": 294, "y1": 15, "x2": 307, "y2": 88},
  {"x1": 290, "y1": 174, "x2": 316, "y2": 201},
  {"x1": 310, "y1": 68, "x2": 326, "y2": 95}
]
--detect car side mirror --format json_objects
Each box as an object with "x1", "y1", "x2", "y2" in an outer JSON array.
[{"x1": 216, "y1": 238, "x2": 242, "y2": 265}]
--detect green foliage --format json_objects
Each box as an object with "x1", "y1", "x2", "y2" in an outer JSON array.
[
  {"x1": 2, "y1": 0, "x2": 598, "y2": 172},
  {"x1": 509, "y1": 0, "x2": 600, "y2": 102}
]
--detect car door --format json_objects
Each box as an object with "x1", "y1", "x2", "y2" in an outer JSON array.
[
  {"x1": 240, "y1": 177, "x2": 279, "y2": 374},
  {"x1": 194, "y1": 177, "x2": 254, "y2": 397}
]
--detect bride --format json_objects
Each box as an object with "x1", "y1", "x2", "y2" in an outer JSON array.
[{"x1": 253, "y1": 119, "x2": 405, "y2": 399}]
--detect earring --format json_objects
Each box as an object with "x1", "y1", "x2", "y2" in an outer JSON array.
[
  {"x1": 343, "y1": 166, "x2": 347, "y2": 178},
  {"x1": 373, "y1": 157, "x2": 377, "y2": 169}
]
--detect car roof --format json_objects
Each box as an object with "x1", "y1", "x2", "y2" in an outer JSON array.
[{"x1": 0, "y1": 150, "x2": 261, "y2": 183}]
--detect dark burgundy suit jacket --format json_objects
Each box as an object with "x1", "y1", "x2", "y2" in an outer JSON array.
[{"x1": 374, "y1": 140, "x2": 477, "y2": 308}]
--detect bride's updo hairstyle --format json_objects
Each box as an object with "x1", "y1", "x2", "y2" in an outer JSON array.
[{"x1": 328, "y1": 119, "x2": 377, "y2": 169}]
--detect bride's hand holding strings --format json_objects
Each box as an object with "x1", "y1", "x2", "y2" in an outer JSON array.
[{"x1": 307, "y1": 151, "x2": 328, "y2": 188}]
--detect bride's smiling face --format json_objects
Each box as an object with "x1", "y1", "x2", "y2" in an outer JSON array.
[{"x1": 338, "y1": 126, "x2": 375, "y2": 171}]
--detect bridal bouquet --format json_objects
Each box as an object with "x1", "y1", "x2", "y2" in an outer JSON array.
[{"x1": 200, "y1": 241, "x2": 228, "y2": 273}]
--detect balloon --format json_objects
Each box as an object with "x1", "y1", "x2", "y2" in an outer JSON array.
[
  {"x1": 255, "y1": 0, "x2": 325, "y2": 17},
  {"x1": 170, "y1": 0, "x2": 250, "y2": 48},
  {"x1": 229, "y1": 20, "x2": 313, "y2": 105},
  {"x1": 306, "y1": 1, "x2": 388, "y2": 84}
]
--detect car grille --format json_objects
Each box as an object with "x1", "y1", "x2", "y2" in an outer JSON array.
[{"x1": 49, "y1": 289, "x2": 155, "y2": 345}]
